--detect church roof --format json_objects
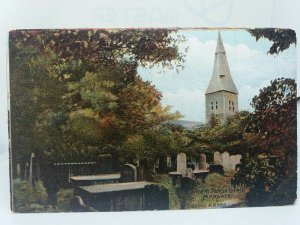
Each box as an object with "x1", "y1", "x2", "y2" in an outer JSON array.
[{"x1": 206, "y1": 32, "x2": 238, "y2": 95}]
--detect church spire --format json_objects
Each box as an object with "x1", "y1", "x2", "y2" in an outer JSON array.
[
  {"x1": 205, "y1": 31, "x2": 238, "y2": 95},
  {"x1": 215, "y1": 31, "x2": 225, "y2": 53}
]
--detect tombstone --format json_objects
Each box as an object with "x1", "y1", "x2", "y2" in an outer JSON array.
[
  {"x1": 181, "y1": 176, "x2": 196, "y2": 190},
  {"x1": 199, "y1": 154, "x2": 207, "y2": 170},
  {"x1": 29, "y1": 153, "x2": 35, "y2": 183},
  {"x1": 229, "y1": 155, "x2": 236, "y2": 170},
  {"x1": 70, "y1": 196, "x2": 96, "y2": 212},
  {"x1": 167, "y1": 156, "x2": 172, "y2": 167},
  {"x1": 16, "y1": 163, "x2": 21, "y2": 178},
  {"x1": 24, "y1": 162, "x2": 29, "y2": 180},
  {"x1": 209, "y1": 164, "x2": 224, "y2": 175},
  {"x1": 120, "y1": 164, "x2": 137, "y2": 182},
  {"x1": 137, "y1": 165, "x2": 144, "y2": 181},
  {"x1": 235, "y1": 154, "x2": 242, "y2": 164},
  {"x1": 157, "y1": 156, "x2": 168, "y2": 173},
  {"x1": 176, "y1": 153, "x2": 187, "y2": 174},
  {"x1": 184, "y1": 168, "x2": 194, "y2": 178},
  {"x1": 135, "y1": 158, "x2": 140, "y2": 167},
  {"x1": 214, "y1": 151, "x2": 221, "y2": 165},
  {"x1": 155, "y1": 158, "x2": 159, "y2": 169},
  {"x1": 221, "y1": 151, "x2": 230, "y2": 170}
]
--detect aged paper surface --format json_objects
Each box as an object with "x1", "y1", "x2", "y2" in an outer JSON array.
[
  {"x1": 1, "y1": 1, "x2": 300, "y2": 225},
  {"x1": 9, "y1": 28, "x2": 296, "y2": 212}
]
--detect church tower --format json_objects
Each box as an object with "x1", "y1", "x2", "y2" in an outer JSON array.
[{"x1": 205, "y1": 32, "x2": 238, "y2": 123}]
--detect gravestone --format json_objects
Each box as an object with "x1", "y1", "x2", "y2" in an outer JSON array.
[
  {"x1": 221, "y1": 151, "x2": 230, "y2": 170},
  {"x1": 235, "y1": 154, "x2": 242, "y2": 164},
  {"x1": 75, "y1": 181, "x2": 168, "y2": 211},
  {"x1": 137, "y1": 165, "x2": 144, "y2": 181},
  {"x1": 155, "y1": 158, "x2": 159, "y2": 169},
  {"x1": 120, "y1": 164, "x2": 137, "y2": 182},
  {"x1": 229, "y1": 155, "x2": 236, "y2": 170},
  {"x1": 167, "y1": 155, "x2": 172, "y2": 167},
  {"x1": 177, "y1": 153, "x2": 187, "y2": 174},
  {"x1": 181, "y1": 176, "x2": 196, "y2": 190},
  {"x1": 199, "y1": 154, "x2": 207, "y2": 170},
  {"x1": 184, "y1": 168, "x2": 194, "y2": 178},
  {"x1": 214, "y1": 151, "x2": 221, "y2": 165},
  {"x1": 17, "y1": 163, "x2": 21, "y2": 178},
  {"x1": 70, "y1": 196, "x2": 96, "y2": 212},
  {"x1": 209, "y1": 164, "x2": 224, "y2": 175},
  {"x1": 29, "y1": 152, "x2": 35, "y2": 183},
  {"x1": 24, "y1": 162, "x2": 29, "y2": 180}
]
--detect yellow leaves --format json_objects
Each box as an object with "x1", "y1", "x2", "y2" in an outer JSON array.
[
  {"x1": 83, "y1": 41, "x2": 88, "y2": 48},
  {"x1": 257, "y1": 153, "x2": 268, "y2": 159},
  {"x1": 126, "y1": 134, "x2": 144, "y2": 145},
  {"x1": 63, "y1": 73, "x2": 71, "y2": 79},
  {"x1": 69, "y1": 108, "x2": 98, "y2": 119},
  {"x1": 123, "y1": 134, "x2": 146, "y2": 157}
]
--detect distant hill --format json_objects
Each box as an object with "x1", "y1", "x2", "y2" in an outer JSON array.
[{"x1": 167, "y1": 120, "x2": 203, "y2": 130}]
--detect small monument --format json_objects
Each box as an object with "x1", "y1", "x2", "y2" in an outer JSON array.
[
  {"x1": 221, "y1": 151, "x2": 230, "y2": 170},
  {"x1": 177, "y1": 153, "x2": 187, "y2": 174},
  {"x1": 199, "y1": 154, "x2": 207, "y2": 170},
  {"x1": 120, "y1": 164, "x2": 137, "y2": 182},
  {"x1": 214, "y1": 151, "x2": 221, "y2": 165}
]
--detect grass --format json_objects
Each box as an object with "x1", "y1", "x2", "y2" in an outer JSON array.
[{"x1": 155, "y1": 171, "x2": 247, "y2": 210}]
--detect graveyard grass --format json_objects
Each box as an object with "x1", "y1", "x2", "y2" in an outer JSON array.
[{"x1": 155, "y1": 171, "x2": 247, "y2": 210}]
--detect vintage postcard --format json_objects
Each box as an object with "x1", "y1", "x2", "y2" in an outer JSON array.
[{"x1": 9, "y1": 28, "x2": 297, "y2": 212}]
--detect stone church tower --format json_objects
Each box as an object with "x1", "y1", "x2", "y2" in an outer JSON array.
[{"x1": 205, "y1": 32, "x2": 238, "y2": 123}]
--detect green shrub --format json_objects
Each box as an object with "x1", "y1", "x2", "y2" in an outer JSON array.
[
  {"x1": 155, "y1": 175, "x2": 181, "y2": 209},
  {"x1": 12, "y1": 179, "x2": 50, "y2": 212},
  {"x1": 34, "y1": 181, "x2": 48, "y2": 205},
  {"x1": 56, "y1": 188, "x2": 74, "y2": 212},
  {"x1": 232, "y1": 153, "x2": 286, "y2": 206}
]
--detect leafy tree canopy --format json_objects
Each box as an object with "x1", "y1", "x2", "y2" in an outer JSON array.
[
  {"x1": 246, "y1": 78, "x2": 297, "y2": 155},
  {"x1": 249, "y1": 28, "x2": 296, "y2": 54},
  {"x1": 10, "y1": 29, "x2": 186, "y2": 70}
]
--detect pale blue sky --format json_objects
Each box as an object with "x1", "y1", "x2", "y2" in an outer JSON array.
[{"x1": 138, "y1": 29, "x2": 296, "y2": 122}]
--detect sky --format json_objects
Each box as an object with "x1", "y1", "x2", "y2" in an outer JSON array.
[{"x1": 138, "y1": 29, "x2": 297, "y2": 122}]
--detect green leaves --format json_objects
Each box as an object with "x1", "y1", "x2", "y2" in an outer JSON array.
[
  {"x1": 249, "y1": 28, "x2": 296, "y2": 54},
  {"x1": 10, "y1": 28, "x2": 187, "y2": 172},
  {"x1": 10, "y1": 29, "x2": 186, "y2": 70},
  {"x1": 247, "y1": 78, "x2": 297, "y2": 153}
]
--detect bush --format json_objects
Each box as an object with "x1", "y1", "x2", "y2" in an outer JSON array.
[
  {"x1": 34, "y1": 181, "x2": 48, "y2": 205},
  {"x1": 232, "y1": 153, "x2": 288, "y2": 206},
  {"x1": 12, "y1": 179, "x2": 50, "y2": 212},
  {"x1": 56, "y1": 188, "x2": 74, "y2": 212},
  {"x1": 155, "y1": 175, "x2": 180, "y2": 209}
]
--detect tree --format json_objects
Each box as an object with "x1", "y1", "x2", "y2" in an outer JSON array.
[
  {"x1": 9, "y1": 29, "x2": 186, "y2": 70},
  {"x1": 247, "y1": 78, "x2": 297, "y2": 166},
  {"x1": 234, "y1": 78, "x2": 297, "y2": 206},
  {"x1": 9, "y1": 29, "x2": 186, "y2": 177},
  {"x1": 248, "y1": 28, "x2": 296, "y2": 54},
  {"x1": 9, "y1": 45, "x2": 70, "y2": 176},
  {"x1": 188, "y1": 111, "x2": 259, "y2": 157}
]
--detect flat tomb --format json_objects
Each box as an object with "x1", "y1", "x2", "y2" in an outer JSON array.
[
  {"x1": 70, "y1": 173, "x2": 120, "y2": 186},
  {"x1": 75, "y1": 181, "x2": 169, "y2": 211}
]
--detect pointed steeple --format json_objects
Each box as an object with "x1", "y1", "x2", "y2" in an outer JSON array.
[
  {"x1": 206, "y1": 32, "x2": 238, "y2": 95},
  {"x1": 215, "y1": 31, "x2": 225, "y2": 53}
]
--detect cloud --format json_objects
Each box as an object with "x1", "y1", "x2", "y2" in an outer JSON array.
[
  {"x1": 162, "y1": 89, "x2": 205, "y2": 122},
  {"x1": 139, "y1": 32, "x2": 296, "y2": 122}
]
